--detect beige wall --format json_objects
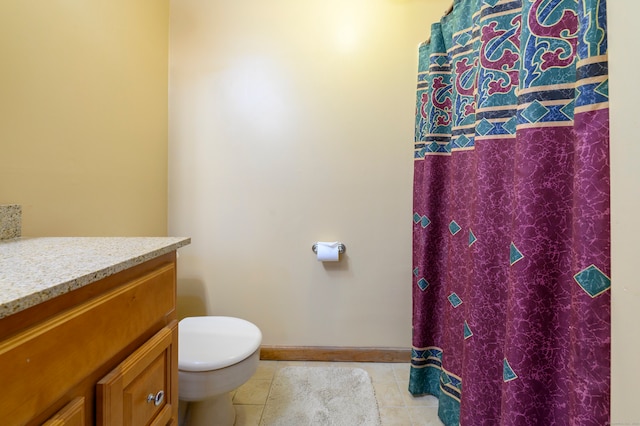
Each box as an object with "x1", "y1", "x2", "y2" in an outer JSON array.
[
  {"x1": 609, "y1": 1, "x2": 639, "y2": 423},
  {"x1": 0, "y1": 0, "x2": 169, "y2": 237},
  {"x1": 168, "y1": 0, "x2": 452, "y2": 347}
]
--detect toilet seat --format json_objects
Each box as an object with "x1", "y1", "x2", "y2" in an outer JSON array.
[{"x1": 178, "y1": 316, "x2": 262, "y2": 372}]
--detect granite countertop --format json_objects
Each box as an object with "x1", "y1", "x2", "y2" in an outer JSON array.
[{"x1": 0, "y1": 236, "x2": 191, "y2": 319}]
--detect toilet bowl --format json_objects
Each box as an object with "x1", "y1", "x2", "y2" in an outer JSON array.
[{"x1": 178, "y1": 316, "x2": 262, "y2": 426}]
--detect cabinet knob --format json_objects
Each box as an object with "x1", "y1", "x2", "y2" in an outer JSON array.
[{"x1": 147, "y1": 390, "x2": 165, "y2": 406}]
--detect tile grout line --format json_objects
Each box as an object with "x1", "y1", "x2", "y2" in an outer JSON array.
[{"x1": 255, "y1": 364, "x2": 276, "y2": 426}]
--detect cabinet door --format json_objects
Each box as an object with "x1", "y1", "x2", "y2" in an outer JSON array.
[
  {"x1": 96, "y1": 324, "x2": 178, "y2": 426},
  {"x1": 42, "y1": 398, "x2": 85, "y2": 426}
]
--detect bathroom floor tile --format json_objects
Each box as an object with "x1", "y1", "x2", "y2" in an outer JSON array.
[
  {"x1": 392, "y1": 363, "x2": 411, "y2": 384},
  {"x1": 379, "y1": 406, "x2": 414, "y2": 426},
  {"x1": 401, "y1": 390, "x2": 440, "y2": 407},
  {"x1": 252, "y1": 361, "x2": 277, "y2": 381},
  {"x1": 232, "y1": 379, "x2": 272, "y2": 405},
  {"x1": 354, "y1": 362, "x2": 397, "y2": 383},
  {"x1": 408, "y1": 406, "x2": 444, "y2": 426},
  {"x1": 304, "y1": 360, "x2": 343, "y2": 368},
  {"x1": 272, "y1": 360, "x2": 307, "y2": 371},
  {"x1": 233, "y1": 404, "x2": 264, "y2": 426},
  {"x1": 373, "y1": 381, "x2": 405, "y2": 407}
]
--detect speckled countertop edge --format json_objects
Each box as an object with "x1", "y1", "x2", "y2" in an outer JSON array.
[
  {"x1": 0, "y1": 237, "x2": 191, "y2": 319},
  {"x1": 0, "y1": 205, "x2": 21, "y2": 240}
]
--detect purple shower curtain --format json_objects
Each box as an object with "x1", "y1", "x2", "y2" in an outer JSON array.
[{"x1": 410, "y1": 0, "x2": 610, "y2": 424}]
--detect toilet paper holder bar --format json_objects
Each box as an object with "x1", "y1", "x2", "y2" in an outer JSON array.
[{"x1": 312, "y1": 243, "x2": 346, "y2": 254}]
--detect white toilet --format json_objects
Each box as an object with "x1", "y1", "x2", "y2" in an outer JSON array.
[{"x1": 178, "y1": 316, "x2": 262, "y2": 426}]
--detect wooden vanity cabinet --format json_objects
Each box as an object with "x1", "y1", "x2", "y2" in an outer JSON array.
[
  {"x1": 0, "y1": 252, "x2": 179, "y2": 426},
  {"x1": 42, "y1": 398, "x2": 85, "y2": 426}
]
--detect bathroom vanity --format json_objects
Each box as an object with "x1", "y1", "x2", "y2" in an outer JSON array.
[{"x1": 0, "y1": 236, "x2": 190, "y2": 425}]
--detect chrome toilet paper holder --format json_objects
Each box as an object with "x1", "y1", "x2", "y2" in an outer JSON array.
[{"x1": 312, "y1": 243, "x2": 346, "y2": 254}]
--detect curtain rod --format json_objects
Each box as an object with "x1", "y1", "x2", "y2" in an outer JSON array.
[{"x1": 425, "y1": 2, "x2": 455, "y2": 45}]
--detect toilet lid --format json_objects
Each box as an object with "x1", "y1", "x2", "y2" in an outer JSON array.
[{"x1": 178, "y1": 316, "x2": 262, "y2": 372}]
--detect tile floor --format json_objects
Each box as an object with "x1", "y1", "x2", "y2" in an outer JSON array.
[{"x1": 231, "y1": 360, "x2": 444, "y2": 426}]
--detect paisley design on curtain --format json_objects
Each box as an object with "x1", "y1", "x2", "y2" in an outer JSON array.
[{"x1": 410, "y1": 0, "x2": 610, "y2": 424}]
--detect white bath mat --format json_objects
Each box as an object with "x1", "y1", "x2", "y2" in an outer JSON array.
[{"x1": 260, "y1": 366, "x2": 381, "y2": 426}]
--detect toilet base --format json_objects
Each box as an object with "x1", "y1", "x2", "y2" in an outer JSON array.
[{"x1": 187, "y1": 392, "x2": 236, "y2": 426}]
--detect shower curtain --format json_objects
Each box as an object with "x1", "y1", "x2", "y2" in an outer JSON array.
[{"x1": 410, "y1": 0, "x2": 610, "y2": 424}]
